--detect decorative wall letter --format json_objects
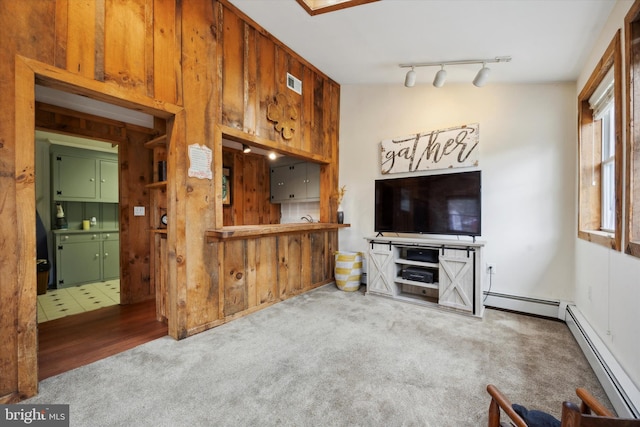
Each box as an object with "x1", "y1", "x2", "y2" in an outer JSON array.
[
  {"x1": 267, "y1": 93, "x2": 297, "y2": 140},
  {"x1": 380, "y1": 123, "x2": 479, "y2": 174}
]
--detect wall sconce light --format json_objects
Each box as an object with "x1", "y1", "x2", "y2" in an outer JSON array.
[
  {"x1": 399, "y1": 56, "x2": 510, "y2": 88},
  {"x1": 242, "y1": 144, "x2": 251, "y2": 153}
]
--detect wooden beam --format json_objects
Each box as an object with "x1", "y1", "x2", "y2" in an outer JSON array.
[
  {"x1": 18, "y1": 55, "x2": 182, "y2": 119},
  {"x1": 15, "y1": 53, "x2": 38, "y2": 401}
]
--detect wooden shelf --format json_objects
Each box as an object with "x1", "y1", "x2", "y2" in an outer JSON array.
[
  {"x1": 146, "y1": 181, "x2": 167, "y2": 189},
  {"x1": 395, "y1": 258, "x2": 439, "y2": 268},
  {"x1": 144, "y1": 134, "x2": 167, "y2": 149},
  {"x1": 395, "y1": 278, "x2": 439, "y2": 290},
  {"x1": 151, "y1": 229, "x2": 167, "y2": 235}
]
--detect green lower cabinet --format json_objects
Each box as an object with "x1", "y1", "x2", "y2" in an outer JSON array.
[
  {"x1": 55, "y1": 232, "x2": 119, "y2": 288},
  {"x1": 56, "y1": 239, "x2": 102, "y2": 287},
  {"x1": 102, "y1": 236, "x2": 120, "y2": 280}
]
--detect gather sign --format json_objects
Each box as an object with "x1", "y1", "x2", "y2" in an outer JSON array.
[{"x1": 380, "y1": 123, "x2": 479, "y2": 174}]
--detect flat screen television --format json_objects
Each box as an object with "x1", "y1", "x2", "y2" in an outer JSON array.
[{"x1": 374, "y1": 170, "x2": 481, "y2": 236}]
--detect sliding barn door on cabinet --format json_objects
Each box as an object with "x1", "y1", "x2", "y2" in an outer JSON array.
[{"x1": 438, "y1": 249, "x2": 476, "y2": 313}]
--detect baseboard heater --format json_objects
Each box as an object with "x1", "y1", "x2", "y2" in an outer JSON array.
[
  {"x1": 565, "y1": 305, "x2": 640, "y2": 418},
  {"x1": 483, "y1": 291, "x2": 562, "y2": 319}
]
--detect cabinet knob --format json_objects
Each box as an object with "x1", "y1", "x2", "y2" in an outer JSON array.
[
  {"x1": 92, "y1": 234, "x2": 97, "y2": 239},
  {"x1": 90, "y1": 178, "x2": 95, "y2": 182},
  {"x1": 101, "y1": 179, "x2": 106, "y2": 183},
  {"x1": 95, "y1": 254, "x2": 99, "y2": 258},
  {"x1": 104, "y1": 253, "x2": 109, "y2": 257},
  {"x1": 63, "y1": 235, "x2": 69, "y2": 240},
  {"x1": 105, "y1": 234, "x2": 110, "y2": 238}
]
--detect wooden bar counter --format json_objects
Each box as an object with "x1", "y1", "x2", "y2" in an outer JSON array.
[
  {"x1": 205, "y1": 222, "x2": 349, "y2": 241},
  {"x1": 198, "y1": 223, "x2": 349, "y2": 333}
]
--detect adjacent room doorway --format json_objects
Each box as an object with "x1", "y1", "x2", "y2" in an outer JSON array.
[{"x1": 14, "y1": 57, "x2": 181, "y2": 390}]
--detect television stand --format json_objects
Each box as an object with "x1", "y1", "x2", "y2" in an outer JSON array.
[{"x1": 365, "y1": 236, "x2": 485, "y2": 317}]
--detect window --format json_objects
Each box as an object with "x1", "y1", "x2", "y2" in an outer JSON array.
[
  {"x1": 625, "y1": 4, "x2": 640, "y2": 257},
  {"x1": 577, "y1": 31, "x2": 622, "y2": 250},
  {"x1": 595, "y1": 94, "x2": 616, "y2": 233}
]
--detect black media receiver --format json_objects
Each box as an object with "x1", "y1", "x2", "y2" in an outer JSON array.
[
  {"x1": 402, "y1": 267, "x2": 436, "y2": 284},
  {"x1": 406, "y1": 249, "x2": 438, "y2": 263}
]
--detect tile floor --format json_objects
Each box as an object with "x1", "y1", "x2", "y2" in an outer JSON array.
[{"x1": 37, "y1": 280, "x2": 121, "y2": 323}]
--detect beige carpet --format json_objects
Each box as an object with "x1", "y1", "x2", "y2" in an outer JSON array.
[{"x1": 26, "y1": 284, "x2": 610, "y2": 426}]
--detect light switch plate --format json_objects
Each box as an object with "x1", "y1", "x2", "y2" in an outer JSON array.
[{"x1": 134, "y1": 206, "x2": 145, "y2": 216}]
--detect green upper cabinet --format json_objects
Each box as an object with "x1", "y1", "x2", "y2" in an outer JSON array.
[
  {"x1": 270, "y1": 161, "x2": 320, "y2": 203},
  {"x1": 51, "y1": 146, "x2": 118, "y2": 203},
  {"x1": 99, "y1": 160, "x2": 119, "y2": 203},
  {"x1": 53, "y1": 153, "x2": 98, "y2": 200}
]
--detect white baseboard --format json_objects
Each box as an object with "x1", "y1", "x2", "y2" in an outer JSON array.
[{"x1": 565, "y1": 305, "x2": 640, "y2": 418}]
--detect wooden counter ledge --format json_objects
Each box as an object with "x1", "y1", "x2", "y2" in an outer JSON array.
[{"x1": 206, "y1": 223, "x2": 350, "y2": 241}]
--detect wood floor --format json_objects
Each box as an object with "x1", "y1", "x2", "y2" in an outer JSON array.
[{"x1": 38, "y1": 299, "x2": 168, "y2": 380}]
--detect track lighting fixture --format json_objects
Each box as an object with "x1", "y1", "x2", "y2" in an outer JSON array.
[
  {"x1": 242, "y1": 144, "x2": 251, "y2": 154},
  {"x1": 399, "y1": 56, "x2": 510, "y2": 88},
  {"x1": 473, "y1": 63, "x2": 491, "y2": 87},
  {"x1": 433, "y1": 65, "x2": 447, "y2": 88},
  {"x1": 404, "y1": 67, "x2": 416, "y2": 88}
]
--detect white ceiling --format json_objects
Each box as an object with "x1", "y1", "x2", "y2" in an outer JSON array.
[{"x1": 228, "y1": 0, "x2": 616, "y2": 86}]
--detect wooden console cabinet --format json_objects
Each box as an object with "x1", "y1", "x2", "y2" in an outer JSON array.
[{"x1": 366, "y1": 236, "x2": 485, "y2": 317}]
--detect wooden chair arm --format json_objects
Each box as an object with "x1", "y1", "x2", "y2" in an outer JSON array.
[
  {"x1": 575, "y1": 387, "x2": 614, "y2": 417},
  {"x1": 487, "y1": 384, "x2": 528, "y2": 427}
]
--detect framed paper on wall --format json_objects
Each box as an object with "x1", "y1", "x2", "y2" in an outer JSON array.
[{"x1": 222, "y1": 167, "x2": 231, "y2": 205}]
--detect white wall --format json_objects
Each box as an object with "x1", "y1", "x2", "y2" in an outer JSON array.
[
  {"x1": 339, "y1": 82, "x2": 577, "y2": 302},
  {"x1": 575, "y1": 0, "x2": 640, "y2": 390}
]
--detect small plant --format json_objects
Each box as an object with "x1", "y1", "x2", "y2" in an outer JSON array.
[{"x1": 336, "y1": 185, "x2": 347, "y2": 206}]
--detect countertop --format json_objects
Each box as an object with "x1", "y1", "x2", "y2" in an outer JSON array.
[
  {"x1": 52, "y1": 228, "x2": 119, "y2": 235},
  {"x1": 206, "y1": 222, "x2": 349, "y2": 241}
]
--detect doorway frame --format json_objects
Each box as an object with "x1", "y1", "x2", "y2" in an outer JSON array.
[{"x1": 15, "y1": 55, "x2": 183, "y2": 397}]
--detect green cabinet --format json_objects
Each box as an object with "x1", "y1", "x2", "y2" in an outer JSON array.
[
  {"x1": 99, "y1": 160, "x2": 119, "y2": 202},
  {"x1": 270, "y1": 162, "x2": 320, "y2": 203},
  {"x1": 52, "y1": 146, "x2": 118, "y2": 203},
  {"x1": 102, "y1": 233, "x2": 120, "y2": 280},
  {"x1": 54, "y1": 231, "x2": 119, "y2": 288},
  {"x1": 53, "y1": 153, "x2": 98, "y2": 200}
]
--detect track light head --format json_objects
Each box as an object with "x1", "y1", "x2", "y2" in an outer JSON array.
[
  {"x1": 404, "y1": 67, "x2": 416, "y2": 88},
  {"x1": 473, "y1": 64, "x2": 491, "y2": 87},
  {"x1": 433, "y1": 66, "x2": 447, "y2": 88},
  {"x1": 242, "y1": 144, "x2": 251, "y2": 153}
]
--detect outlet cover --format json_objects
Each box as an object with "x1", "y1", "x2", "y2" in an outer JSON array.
[
  {"x1": 487, "y1": 263, "x2": 497, "y2": 274},
  {"x1": 134, "y1": 206, "x2": 145, "y2": 216}
]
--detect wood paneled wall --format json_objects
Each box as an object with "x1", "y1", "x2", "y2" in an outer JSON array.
[
  {"x1": 210, "y1": 230, "x2": 336, "y2": 327},
  {"x1": 222, "y1": 148, "x2": 281, "y2": 226},
  {"x1": 0, "y1": 0, "x2": 340, "y2": 402}
]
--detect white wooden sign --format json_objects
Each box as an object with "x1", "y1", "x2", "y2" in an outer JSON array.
[
  {"x1": 188, "y1": 144, "x2": 213, "y2": 180},
  {"x1": 380, "y1": 123, "x2": 479, "y2": 174}
]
